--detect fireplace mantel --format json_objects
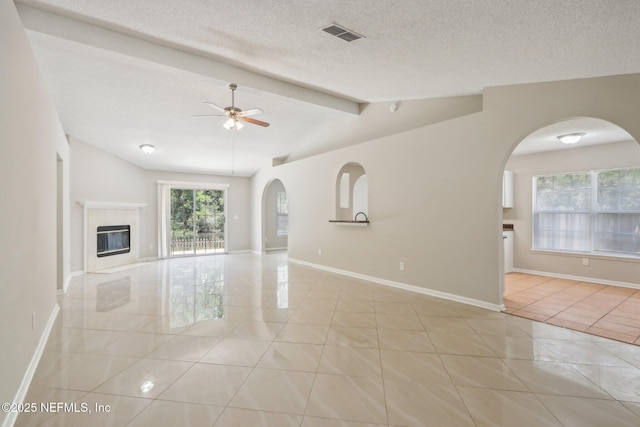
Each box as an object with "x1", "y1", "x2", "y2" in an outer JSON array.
[{"x1": 79, "y1": 201, "x2": 147, "y2": 209}]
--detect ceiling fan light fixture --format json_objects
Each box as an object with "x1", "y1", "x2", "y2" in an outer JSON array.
[
  {"x1": 223, "y1": 117, "x2": 244, "y2": 130},
  {"x1": 557, "y1": 132, "x2": 585, "y2": 144},
  {"x1": 139, "y1": 144, "x2": 156, "y2": 153},
  {"x1": 199, "y1": 83, "x2": 269, "y2": 129}
]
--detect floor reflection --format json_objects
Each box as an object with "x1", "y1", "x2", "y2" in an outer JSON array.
[
  {"x1": 168, "y1": 257, "x2": 226, "y2": 328},
  {"x1": 96, "y1": 277, "x2": 131, "y2": 312},
  {"x1": 277, "y1": 265, "x2": 289, "y2": 309}
]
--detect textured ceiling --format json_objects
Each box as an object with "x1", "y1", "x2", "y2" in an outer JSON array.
[{"x1": 16, "y1": 0, "x2": 640, "y2": 175}]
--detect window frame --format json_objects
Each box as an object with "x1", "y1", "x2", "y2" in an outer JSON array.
[
  {"x1": 276, "y1": 191, "x2": 289, "y2": 237},
  {"x1": 532, "y1": 166, "x2": 640, "y2": 259}
]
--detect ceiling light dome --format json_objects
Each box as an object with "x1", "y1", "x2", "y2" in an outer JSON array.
[
  {"x1": 557, "y1": 133, "x2": 585, "y2": 144},
  {"x1": 139, "y1": 144, "x2": 156, "y2": 153}
]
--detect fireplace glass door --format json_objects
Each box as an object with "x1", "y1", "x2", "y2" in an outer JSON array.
[{"x1": 170, "y1": 188, "x2": 225, "y2": 256}]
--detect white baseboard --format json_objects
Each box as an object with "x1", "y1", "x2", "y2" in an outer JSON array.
[
  {"x1": 288, "y1": 258, "x2": 503, "y2": 312},
  {"x1": 57, "y1": 271, "x2": 83, "y2": 295},
  {"x1": 2, "y1": 304, "x2": 60, "y2": 427},
  {"x1": 512, "y1": 268, "x2": 640, "y2": 290},
  {"x1": 137, "y1": 256, "x2": 158, "y2": 262},
  {"x1": 93, "y1": 262, "x2": 152, "y2": 274},
  {"x1": 266, "y1": 247, "x2": 287, "y2": 252},
  {"x1": 57, "y1": 276, "x2": 70, "y2": 295}
]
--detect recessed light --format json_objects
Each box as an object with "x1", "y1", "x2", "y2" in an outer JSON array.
[
  {"x1": 557, "y1": 133, "x2": 585, "y2": 144},
  {"x1": 139, "y1": 144, "x2": 156, "y2": 153}
]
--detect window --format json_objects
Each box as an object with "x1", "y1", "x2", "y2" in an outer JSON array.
[
  {"x1": 276, "y1": 192, "x2": 288, "y2": 236},
  {"x1": 533, "y1": 167, "x2": 640, "y2": 257},
  {"x1": 170, "y1": 188, "x2": 226, "y2": 256}
]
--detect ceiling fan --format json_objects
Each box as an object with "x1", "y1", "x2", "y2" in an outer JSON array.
[{"x1": 193, "y1": 83, "x2": 270, "y2": 130}]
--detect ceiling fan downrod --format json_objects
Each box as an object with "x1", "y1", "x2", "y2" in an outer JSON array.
[{"x1": 228, "y1": 83, "x2": 237, "y2": 108}]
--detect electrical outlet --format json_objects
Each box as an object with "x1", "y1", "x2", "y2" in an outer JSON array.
[
  {"x1": 318, "y1": 249, "x2": 322, "y2": 256},
  {"x1": 582, "y1": 258, "x2": 589, "y2": 266},
  {"x1": 399, "y1": 262, "x2": 405, "y2": 271}
]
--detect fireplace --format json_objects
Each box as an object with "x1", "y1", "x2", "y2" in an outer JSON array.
[
  {"x1": 97, "y1": 225, "x2": 130, "y2": 257},
  {"x1": 81, "y1": 201, "x2": 146, "y2": 272}
]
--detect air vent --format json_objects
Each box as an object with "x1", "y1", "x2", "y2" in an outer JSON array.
[{"x1": 321, "y1": 23, "x2": 364, "y2": 42}]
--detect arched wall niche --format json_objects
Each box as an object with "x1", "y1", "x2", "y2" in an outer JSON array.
[
  {"x1": 261, "y1": 178, "x2": 288, "y2": 252},
  {"x1": 335, "y1": 162, "x2": 368, "y2": 221}
]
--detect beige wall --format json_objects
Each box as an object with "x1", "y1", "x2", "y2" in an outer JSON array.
[
  {"x1": 69, "y1": 138, "x2": 252, "y2": 272},
  {"x1": 0, "y1": 1, "x2": 69, "y2": 424},
  {"x1": 505, "y1": 140, "x2": 640, "y2": 285},
  {"x1": 251, "y1": 74, "x2": 640, "y2": 307}
]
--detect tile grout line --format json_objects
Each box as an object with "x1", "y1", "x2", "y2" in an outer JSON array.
[
  {"x1": 298, "y1": 284, "x2": 336, "y2": 424},
  {"x1": 373, "y1": 303, "x2": 391, "y2": 427}
]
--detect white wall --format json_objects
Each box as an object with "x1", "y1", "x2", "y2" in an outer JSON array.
[
  {"x1": 505, "y1": 140, "x2": 640, "y2": 285},
  {"x1": 69, "y1": 138, "x2": 147, "y2": 272},
  {"x1": 251, "y1": 74, "x2": 640, "y2": 308},
  {"x1": 69, "y1": 137, "x2": 251, "y2": 272},
  {"x1": 0, "y1": 1, "x2": 69, "y2": 424}
]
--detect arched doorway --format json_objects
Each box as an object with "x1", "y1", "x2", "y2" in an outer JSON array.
[
  {"x1": 500, "y1": 117, "x2": 640, "y2": 339},
  {"x1": 262, "y1": 179, "x2": 288, "y2": 253}
]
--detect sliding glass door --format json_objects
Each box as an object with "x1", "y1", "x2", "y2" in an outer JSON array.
[{"x1": 170, "y1": 188, "x2": 225, "y2": 256}]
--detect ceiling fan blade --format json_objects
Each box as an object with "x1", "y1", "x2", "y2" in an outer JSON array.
[
  {"x1": 240, "y1": 116, "x2": 270, "y2": 127},
  {"x1": 204, "y1": 102, "x2": 225, "y2": 112},
  {"x1": 192, "y1": 114, "x2": 226, "y2": 118},
  {"x1": 238, "y1": 108, "x2": 264, "y2": 117}
]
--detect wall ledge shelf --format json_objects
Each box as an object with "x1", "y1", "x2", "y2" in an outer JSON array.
[{"x1": 329, "y1": 220, "x2": 370, "y2": 226}]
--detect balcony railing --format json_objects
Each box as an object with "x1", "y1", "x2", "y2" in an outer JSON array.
[{"x1": 171, "y1": 235, "x2": 225, "y2": 255}]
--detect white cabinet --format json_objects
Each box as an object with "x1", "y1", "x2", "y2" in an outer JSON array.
[
  {"x1": 502, "y1": 170, "x2": 513, "y2": 208},
  {"x1": 503, "y1": 230, "x2": 514, "y2": 273}
]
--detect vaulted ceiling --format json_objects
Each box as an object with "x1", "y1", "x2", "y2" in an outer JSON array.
[{"x1": 16, "y1": 0, "x2": 640, "y2": 175}]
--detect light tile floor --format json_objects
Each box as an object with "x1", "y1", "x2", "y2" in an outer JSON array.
[
  {"x1": 505, "y1": 272, "x2": 640, "y2": 345},
  {"x1": 16, "y1": 254, "x2": 640, "y2": 426}
]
